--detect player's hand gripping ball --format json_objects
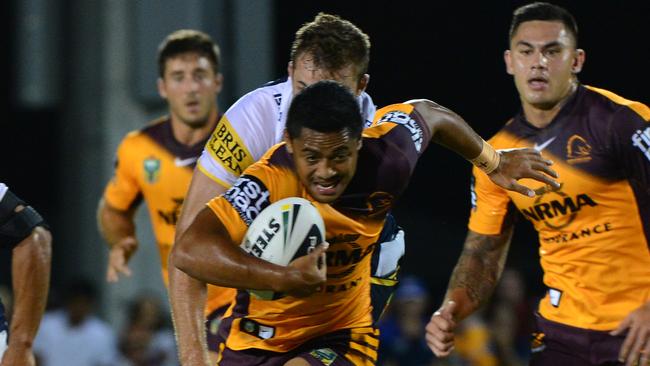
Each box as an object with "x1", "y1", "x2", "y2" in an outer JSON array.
[{"x1": 240, "y1": 197, "x2": 326, "y2": 300}]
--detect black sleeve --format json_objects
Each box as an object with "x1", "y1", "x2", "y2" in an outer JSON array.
[{"x1": 0, "y1": 187, "x2": 48, "y2": 248}]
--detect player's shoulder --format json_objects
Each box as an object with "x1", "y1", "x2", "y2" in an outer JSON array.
[
  {"x1": 228, "y1": 77, "x2": 290, "y2": 115},
  {"x1": 367, "y1": 103, "x2": 415, "y2": 130},
  {"x1": 375, "y1": 103, "x2": 414, "y2": 118},
  {"x1": 259, "y1": 76, "x2": 291, "y2": 93},
  {"x1": 248, "y1": 143, "x2": 293, "y2": 173},
  {"x1": 583, "y1": 85, "x2": 650, "y2": 122},
  {"x1": 364, "y1": 102, "x2": 425, "y2": 143},
  {"x1": 121, "y1": 117, "x2": 169, "y2": 146}
]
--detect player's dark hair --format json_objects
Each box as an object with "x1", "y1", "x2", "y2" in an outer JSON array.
[
  {"x1": 509, "y1": 2, "x2": 578, "y2": 46},
  {"x1": 291, "y1": 13, "x2": 370, "y2": 81},
  {"x1": 126, "y1": 295, "x2": 169, "y2": 330},
  {"x1": 64, "y1": 278, "x2": 98, "y2": 303},
  {"x1": 286, "y1": 80, "x2": 363, "y2": 140},
  {"x1": 158, "y1": 29, "x2": 221, "y2": 77}
]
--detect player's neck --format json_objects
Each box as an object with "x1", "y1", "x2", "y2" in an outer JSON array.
[
  {"x1": 522, "y1": 103, "x2": 563, "y2": 129},
  {"x1": 170, "y1": 108, "x2": 219, "y2": 146},
  {"x1": 522, "y1": 82, "x2": 577, "y2": 129}
]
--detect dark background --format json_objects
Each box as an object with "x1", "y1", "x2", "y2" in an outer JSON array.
[{"x1": 2, "y1": 0, "x2": 649, "y2": 308}]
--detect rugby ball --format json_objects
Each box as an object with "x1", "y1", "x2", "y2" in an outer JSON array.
[{"x1": 240, "y1": 197, "x2": 326, "y2": 300}]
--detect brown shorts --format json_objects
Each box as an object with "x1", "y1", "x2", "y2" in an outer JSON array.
[
  {"x1": 216, "y1": 327, "x2": 378, "y2": 366},
  {"x1": 530, "y1": 313, "x2": 624, "y2": 366}
]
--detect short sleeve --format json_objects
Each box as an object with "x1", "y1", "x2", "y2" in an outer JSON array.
[
  {"x1": 103, "y1": 137, "x2": 142, "y2": 210},
  {"x1": 206, "y1": 163, "x2": 276, "y2": 246},
  {"x1": 467, "y1": 166, "x2": 513, "y2": 235},
  {"x1": 366, "y1": 103, "x2": 432, "y2": 156},
  {"x1": 197, "y1": 89, "x2": 280, "y2": 188},
  {"x1": 609, "y1": 104, "x2": 650, "y2": 191}
]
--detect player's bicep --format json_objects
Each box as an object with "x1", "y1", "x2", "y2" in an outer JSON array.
[
  {"x1": 409, "y1": 99, "x2": 458, "y2": 138},
  {"x1": 0, "y1": 186, "x2": 48, "y2": 248},
  {"x1": 175, "y1": 179, "x2": 264, "y2": 280},
  {"x1": 172, "y1": 206, "x2": 234, "y2": 275},
  {"x1": 12, "y1": 225, "x2": 51, "y2": 271},
  {"x1": 97, "y1": 198, "x2": 134, "y2": 234},
  {"x1": 410, "y1": 99, "x2": 490, "y2": 163},
  {"x1": 99, "y1": 198, "x2": 135, "y2": 217}
]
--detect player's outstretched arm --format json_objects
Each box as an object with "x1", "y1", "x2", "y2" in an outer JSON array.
[
  {"x1": 426, "y1": 226, "x2": 513, "y2": 357},
  {"x1": 410, "y1": 100, "x2": 559, "y2": 196},
  {"x1": 97, "y1": 198, "x2": 138, "y2": 282},
  {"x1": 1, "y1": 225, "x2": 51, "y2": 366},
  {"x1": 172, "y1": 207, "x2": 326, "y2": 293}
]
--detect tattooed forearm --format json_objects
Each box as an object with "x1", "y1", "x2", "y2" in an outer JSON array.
[{"x1": 446, "y1": 227, "x2": 514, "y2": 314}]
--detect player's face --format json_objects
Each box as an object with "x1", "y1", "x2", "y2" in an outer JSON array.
[
  {"x1": 505, "y1": 21, "x2": 585, "y2": 111},
  {"x1": 288, "y1": 52, "x2": 369, "y2": 99},
  {"x1": 158, "y1": 52, "x2": 223, "y2": 128},
  {"x1": 286, "y1": 127, "x2": 362, "y2": 204}
]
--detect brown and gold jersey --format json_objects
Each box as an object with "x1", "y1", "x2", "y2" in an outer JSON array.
[
  {"x1": 469, "y1": 85, "x2": 650, "y2": 330},
  {"x1": 103, "y1": 117, "x2": 235, "y2": 314},
  {"x1": 207, "y1": 103, "x2": 431, "y2": 352}
]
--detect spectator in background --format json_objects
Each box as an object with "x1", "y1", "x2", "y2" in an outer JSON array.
[
  {"x1": 485, "y1": 268, "x2": 532, "y2": 366},
  {"x1": 112, "y1": 294, "x2": 178, "y2": 366},
  {"x1": 114, "y1": 324, "x2": 155, "y2": 366},
  {"x1": 34, "y1": 278, "x2": 116, "y2": 366},
  {"x1": 379, "y1": 275, "x2": 497, "y2": 366},
  {"x1": 453, "y1": 312, "x2": 497, "y2": 366},
  {"x1": 379, "y1": 275, "x2": 436, "y2": 366}
]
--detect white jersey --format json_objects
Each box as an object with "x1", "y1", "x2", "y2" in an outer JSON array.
[{"x1": 197, "y1": 77, "x2": 376, "y2": 187}]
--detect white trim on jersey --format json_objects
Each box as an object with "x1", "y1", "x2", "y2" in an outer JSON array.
[
  {"x1": 373, "y1": 229, "x2": 405, "y2": 277},
  {"x1": 0, "y1": 183, "x2": 8, "y2": 202},
  {"x1": 0, "y1": 330, "x2": 6, "y2": 360}
]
